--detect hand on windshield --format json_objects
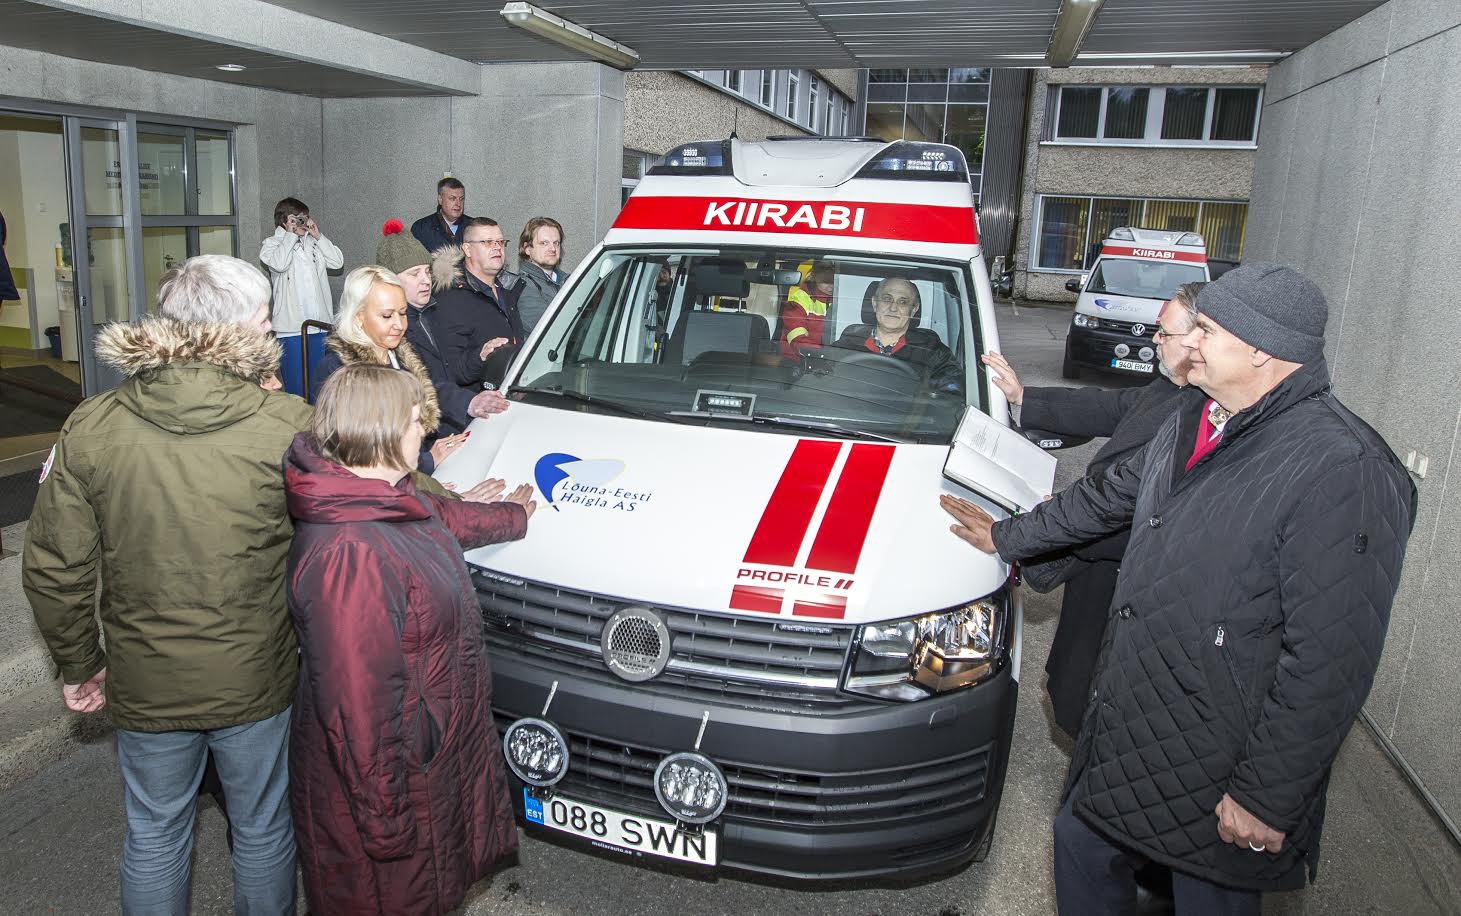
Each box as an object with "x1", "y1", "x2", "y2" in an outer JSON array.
[
  {"x1": 981, "y1": 352, "x2": 1024, "y2": 406},
  {"x1": 503, "y1": 483, "x2": 538, "y2": 520},
  {"x1": 469, "y1": 389, "x2": 510, "y2": 418}
]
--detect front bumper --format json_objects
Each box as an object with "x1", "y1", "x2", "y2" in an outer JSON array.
[
  {"x1": 490, "y1": 650, "x2": 1018, "y2": 882},
  {"x1": 1066, "y1": 325, "x2": 1158, "y2": 376}
]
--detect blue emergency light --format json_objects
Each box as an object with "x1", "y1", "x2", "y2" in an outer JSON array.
[
  {"x1": 855, "y1": 141, "x2": 970, "y2": 183},
  {"x1": 648, "y1": 140, "x2": 732, "y2": 176}
]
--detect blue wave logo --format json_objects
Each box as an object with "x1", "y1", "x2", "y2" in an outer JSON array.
[
  {"x1": 533, "y1": 453, "x2": 627, "y2": 511},
  {"x1": 1094, "y1": 298, "x2": 1113, "y2": 310}
]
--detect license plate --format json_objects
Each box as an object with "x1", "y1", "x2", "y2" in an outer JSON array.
[
  {"x1": 523, "y1": 789, "x2": 718, "y2": 866},
  {"x1": 1111, "y1": 358, "x2": 1154, "y2": 373}
]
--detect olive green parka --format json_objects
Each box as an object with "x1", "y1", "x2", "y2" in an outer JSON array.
[{"x1": 24, "y1": 316, "x2": 313, "y2": 732}]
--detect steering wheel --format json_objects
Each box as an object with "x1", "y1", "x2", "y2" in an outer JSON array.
[{"x1": 830, "y1": 349, "x2": 923, "y2": 380}]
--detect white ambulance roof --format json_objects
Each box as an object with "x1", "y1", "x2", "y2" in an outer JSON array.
[
  {"x1": 1099, "y1": 226, "x2": 1207, "y2": 264},
  {"x1": 604, "y1": 137, "x2": 981, "y2": 261}
]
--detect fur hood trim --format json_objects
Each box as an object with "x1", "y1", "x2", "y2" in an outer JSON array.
[
  {"x1": 431, "y1": 245, "x2": 465, "y2": 293},
  {"x1": 323, "y1": 335, "x2": 442, "y2": 434},
  {"x1": 95, "y1": 316, "x2": 281, "y2": 383}
]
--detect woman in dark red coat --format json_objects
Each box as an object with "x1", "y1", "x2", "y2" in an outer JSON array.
[{"x1": 284, "y1": 363, "x2": 536, "y2": 916}]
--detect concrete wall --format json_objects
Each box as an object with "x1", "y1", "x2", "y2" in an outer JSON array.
[
  {"x1": 322, "y1": 62, "x2": 625, "y2": 280},
  {"x1": 1246, "y1": 0, "x2": 1461, "y2": 828},
  {"x1": 1013, "y1": 66, "x2": 1266, "y2": 303},
  {"x1": 624, "y1": 71, "x2": 811, "y2": 157},
  {"x1": 0, "y1": 44, "x2": 324, "y2": 291}
]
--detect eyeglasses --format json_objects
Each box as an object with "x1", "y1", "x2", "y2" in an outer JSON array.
[
  {"x1": 874, "y1": 294, "x2": 917, "y2": 313},
  {"x1": 466, "y1": 238, "x2": 508, "y2": 249},
  {"x1": 1153, "y1": 326, "x2": 1183, "y2": 342}
]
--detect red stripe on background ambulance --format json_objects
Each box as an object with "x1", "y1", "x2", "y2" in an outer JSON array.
[
  {"x1": 1099, "y1": 244, "x2": 1206, "y2": 263},
  {"x1": 729, "y1": 441, "x2": 897, "y2": 618},
  {"x1": 613, "y1": 196, "x2": 977, "y2": 246}
]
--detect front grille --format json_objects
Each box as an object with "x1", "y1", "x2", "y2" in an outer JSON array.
[
  {"x1": 474, "y1": 570, "x2": 855, "y2": 709},
  {"x1": 1097, "y1": 316, "x2": 1154, "y2": 336},
  {"x1": 503, "y1": 722, "x2": 993, "y2": 829}
]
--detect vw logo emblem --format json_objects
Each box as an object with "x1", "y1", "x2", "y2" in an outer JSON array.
[{"x1": 1131, "y1": 323, "x2": 1146, "y2": 336}]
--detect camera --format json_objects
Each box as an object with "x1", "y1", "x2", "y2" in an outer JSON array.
[{"x1": 290, "y1": 213, "x2": 311, "y2": 230}]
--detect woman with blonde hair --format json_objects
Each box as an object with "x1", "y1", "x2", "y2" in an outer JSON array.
[
  {"x1": 311, "y1": 265, "x2": 467, "y2": 471},
  {"x1": 284, "y1": 363, "x2": 535, "y2": 916}
]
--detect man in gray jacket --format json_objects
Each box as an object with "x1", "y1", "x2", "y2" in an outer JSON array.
[
  {"x1": 944, "y1": 264, "x2": 1416, "y2": 914},
  {"x1": 515, "y1": 216, "x2": 565, "y2": 332}
]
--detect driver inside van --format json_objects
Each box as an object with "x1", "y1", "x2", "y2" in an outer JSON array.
[
  {"x1": 779, "y1": 261, "x2": 836, "y2": 357},
  {"x1": 834, "y1": 277, "x2": 956, "y2": 378}
]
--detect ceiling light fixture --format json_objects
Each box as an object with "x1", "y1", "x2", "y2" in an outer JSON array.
[
  {"x1": 499, "y1": 2, "x2": 639, "y2": 70},
  {"x1": 215, "y1": 63, "x2": 247, "y2": 72},
  {"x1": 1046, "y1": 0, "x2": 1107, "y2": 68}
]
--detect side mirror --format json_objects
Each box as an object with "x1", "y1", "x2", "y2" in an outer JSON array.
[
  {"x1": 1021, "y1": 427, "x2": 1094, "y2": 451},
  {"x1": 1064, "y1": 278, "x2": 1083, "y2": 294}
]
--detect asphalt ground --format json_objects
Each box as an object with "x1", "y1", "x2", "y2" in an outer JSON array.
[{"x1": 1, "y1": 302, "x2": 1457, "y2": 915}]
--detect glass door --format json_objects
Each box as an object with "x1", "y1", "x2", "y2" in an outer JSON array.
[{"x1": 65, "y1": 116, "x2": 140, "y2": 393}]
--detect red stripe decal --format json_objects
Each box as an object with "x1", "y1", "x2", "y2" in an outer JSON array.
[
  {"x1": 805, "y1": 443, "x2": 895, "y2": 574},
  {"x1": 1099, "y1": 244, "x2": 1207, "y2": 264},
  {"x1": 791, "y1": 594, "x2": 848, "y2": 620},
  {"x1": 612, "y1": 196, "x2": 977, "y2": 246},
  {"x1": 742, "y1": 439, "x2": 842, "y2": 567},
  {"x1": 730, "y1": 585, "x2": 784, "y2": 614}
]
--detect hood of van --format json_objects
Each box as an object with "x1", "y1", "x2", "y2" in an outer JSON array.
[
  {"x1": 434, "y1": 404, "x2": 1010, "y2": 625},
  {"x1": 1075, "y1": 291, "x2": 1162, "y2": 321}
]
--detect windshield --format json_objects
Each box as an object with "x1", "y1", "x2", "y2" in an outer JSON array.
[
  {"x1": 1087, "y1": 257, "x2": 1206, "y2": 299},
  {"x1": 513, "y1": 247, "x2": 983, "y2": 443}
]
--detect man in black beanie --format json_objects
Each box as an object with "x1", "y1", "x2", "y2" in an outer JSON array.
[{"x1": 942, "y1": 263, "x2": 1417, "y2": 913}]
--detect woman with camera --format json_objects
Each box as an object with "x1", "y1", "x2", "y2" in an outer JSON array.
[{"x1": 260, "y1": 197, "x2": 343, "y2": 395}]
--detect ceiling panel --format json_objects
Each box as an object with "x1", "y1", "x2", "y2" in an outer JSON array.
[
  {"x1": 1085, "y1": 0, "x2": 1386, "y2": 57},
  {"x1": 0, "y1": 1, "x2": 451, "y2": 97}
]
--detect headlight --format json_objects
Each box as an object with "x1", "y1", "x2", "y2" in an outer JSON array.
[
  {"x1": 654, "y1": 752, "x2": 728, "y2": 824},
  {"x1": 845, "y1": 590, "x2": 1007, "y2": 701},
  {"x1": 1072, "y1": 313, "x2": 1098, "y2": 329},
  {"x1": 503, "y1": 718, "x2": 569, "y2": 787}
]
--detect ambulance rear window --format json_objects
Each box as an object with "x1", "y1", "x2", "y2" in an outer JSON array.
[{"x1": 1088, "y1": 258, "x2": 1206, "y2": 300}]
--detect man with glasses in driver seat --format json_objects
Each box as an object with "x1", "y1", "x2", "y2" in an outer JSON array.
[{"x1": 834, "y1": 277, "x2": 955, "y2": 377}]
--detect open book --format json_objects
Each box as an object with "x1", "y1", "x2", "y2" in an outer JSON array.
[{"x1": 943, "y1": 407, "x2": 1058, "y2": 515}]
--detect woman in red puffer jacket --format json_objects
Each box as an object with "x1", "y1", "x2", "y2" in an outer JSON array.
[{"x1": 284, "y1": 363, "x2": 535, "y2": 916}]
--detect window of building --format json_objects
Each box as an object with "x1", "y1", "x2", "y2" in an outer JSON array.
[
  {"x1": 760, "y1": 70, "x2": 775, "y2": 107},
  {"x1": 786, "y1": 70, "x2": 800, "y2": 122},
  {"x1": 1033, "y1": 195, "x2": 1250, "y2": 270},
  {"x1": 725, "y1": 70, "x2": 743, "y2": 95},
  {"x1": 825, "y1": 89, "x2": 835, "y2": 136},
  {"x1": 809, "y1": 77, "x2": 821, "y2": 129},
  {"x1": 859, "y1": 69, "x2": 989, "y2": 193},
  {"x1": 870, "y1": 69, "x2": 907, "y2": 83},
  {"x1": 621, "y1": 148, "x2": 654, "y2": 207},
  {"x1": 1051, "y1": 85, "x2": 1262, "y2": 146}
]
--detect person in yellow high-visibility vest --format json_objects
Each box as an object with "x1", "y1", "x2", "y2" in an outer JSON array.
[{"x1": 779, "y1": 261, "x2": 835, "y2": 357}]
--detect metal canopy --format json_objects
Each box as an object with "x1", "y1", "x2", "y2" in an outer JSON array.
[
  {"x1": 267, "y1": 0, "x2": 1386, "y2": 68},
  {"x1": 0, "y1": 0, "x2": 1389, "y2": 98}
]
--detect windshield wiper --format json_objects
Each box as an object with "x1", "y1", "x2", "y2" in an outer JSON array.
[
  {"x1": 513, "y1": 387, "x2": 679, "y2": 423},
  {"x1": 668, "y1": 411, "x2": 911, "y2": 443}
]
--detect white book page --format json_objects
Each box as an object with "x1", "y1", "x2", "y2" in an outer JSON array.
[{"x1": 943, "y1": 407, "x2": 1058, "y2": 514}]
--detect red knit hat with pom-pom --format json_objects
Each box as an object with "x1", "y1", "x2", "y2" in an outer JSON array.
[{"x1": 375, "y1": 218, "x2": 430, "y2": 274}]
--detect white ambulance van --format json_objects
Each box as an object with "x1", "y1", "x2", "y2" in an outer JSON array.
[
  {"x1": 1061, "y1": 227, "x2": 1209, "y2": 379},
  {"x1": 434, "y1": 136, "x2": 1053, "y2": 882}
]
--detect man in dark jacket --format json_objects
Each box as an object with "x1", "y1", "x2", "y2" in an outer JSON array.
[
  {"x1": 433, "y1": 217, "x2": 523, "y2": 390},
  {"x1": 0, "y1": 211, "x2": 19, "y2": 302},
  {"x1": 376, "y1": 219, "x2": 508, "y2": 432},
  {"x1": 24, "y1": 255, "x2": 308, "y2": 914},
  {"x1": 410, "y1": 177, "x2": 471, "y2": 253},
  {"x1": 982, "y1": 282, "x2": 1208, "y2": 738},
  {"x1": 943, "y1": 264, "x2": 1416, "y2": 913}
]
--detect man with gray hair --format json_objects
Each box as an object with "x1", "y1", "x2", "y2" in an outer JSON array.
[
  {"x1": 25, "y1": 254, "x2": 308, "y2": 914},
  {"x1": 979, "y1": 281, "x2": 1208, "y2": 741},
  {"x1": 944, "y1": 264, "x2": 1416, "y2": 912}
]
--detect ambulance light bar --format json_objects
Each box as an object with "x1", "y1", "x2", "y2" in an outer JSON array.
[
  {"x1": 1177, "y1": 232, "x2": 1205, "y2": 247},
  {"x1": 647, "y1": 141, "x2": 731, "y2": 176},
  {"x1": 854, "y1": 142, "x2": 970, "y2": 183},
  {"x1": 1109, "y1": 227, "x2": 1136, "y2": 241}
]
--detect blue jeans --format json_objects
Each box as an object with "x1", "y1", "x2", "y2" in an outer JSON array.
[
  {"x1": 1054, "y1": 793, "x2": 1260, "y2": 916},
  {"x1": 115, "y1": 707, "x2": 297, "y2": 916}
]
